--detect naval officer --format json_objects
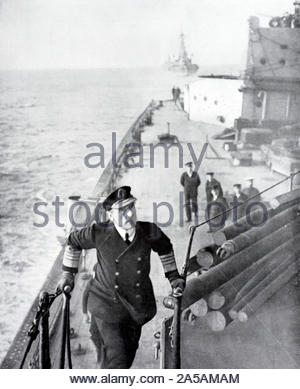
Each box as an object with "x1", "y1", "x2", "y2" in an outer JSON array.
[
  {"x1": 57, "y1": 186, "x2": 184, "y2": 369},
  {"x1": 180, "y1": 162, "x2": 201, "y2": 222}
]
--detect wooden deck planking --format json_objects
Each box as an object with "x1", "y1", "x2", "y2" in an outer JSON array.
[
  {"x1": 2, "y1": 100, "x2": 297, "y2": 370},
  {"x1": 6, "y1": 100, "x2": 293, "y2": 370},
  {"x1": 115, "y1": 101, "x2": 297, "y2": 368},
  {"x1": 51, "y1": 101, "x2": 297, "y2": 369}
]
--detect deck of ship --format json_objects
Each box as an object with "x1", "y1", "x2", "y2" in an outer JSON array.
[
  {"x1": 69, "y1": 100, "x2": 297, "y2": 369},
  {"x1": 2, "y1": 100, "x2": 298, "y2": 369}
]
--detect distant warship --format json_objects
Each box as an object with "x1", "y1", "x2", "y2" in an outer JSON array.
[{"x1": 166, "y1": 33, "x2": 199, "y2": 74}]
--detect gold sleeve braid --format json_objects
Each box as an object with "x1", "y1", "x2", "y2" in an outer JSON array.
[
  {"x1": 62, "y1": 245, "x2": 82, "y2": 273},
  {"x1": 159, "y1": 250, "x2": 177, "y2": 273}
]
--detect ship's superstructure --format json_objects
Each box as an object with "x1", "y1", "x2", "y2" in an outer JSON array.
[
  {"x1": 241, "y1": 2, "x2": 300, "y2": 125},
  {"x1": 184, "y1": 2, "x2": 300, "y2": 176},
  {"x1": 166, "y1": 33, "x2": 199, "y2": 74}
]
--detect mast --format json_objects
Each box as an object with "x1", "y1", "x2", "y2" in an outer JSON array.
[{"x1": 179, "y1": 32, "x2": 188, "y2": 60}]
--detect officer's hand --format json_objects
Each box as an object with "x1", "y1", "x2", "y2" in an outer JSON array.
[
  {"x1": 216, "y1": 241, "x2": 235, "y2": 260},
  {"x1": 216, "y1": 246, "x2": 227, "y2": 259},
  {"x1": 56, "y1": 271, "x2": 75, "y2": 293},
  {"x1": 171, "y1": 277, "x2": 185, "y2": 293}
]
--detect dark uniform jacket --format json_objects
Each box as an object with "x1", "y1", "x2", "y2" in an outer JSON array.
[
  {"x1": 180, "y1": 171, "x2": 201, "y2": 196},
  {"x1": 232, "y1": 193, "x2": 248, "y2": 220},
  {"x1": 243, "y1": 187, "x2": 261, "y2": 202},
  {"x1": 206, "y1": 195, "x2": 229, "y2": 231},
  {"x1": 205, "y1": 178, "x2": 223, "y2": 203},
  {"x1": 63, "y1": 221, "x2": 178, "y2": 325}
]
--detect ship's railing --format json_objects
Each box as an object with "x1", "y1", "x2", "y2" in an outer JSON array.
[
  {"x1": 92, "y1": 99, "x2": 160, "y2": 199},
  {"x1": 19, "y1": 290, "x2": 62, "y2": 369},
  {"x1": 3, "y1": 99, "x2": 298, "y2": 369},
  {"x1": 0, "y1": 100, "x2": 161, "y2": 369},
  {"x1": 0, "y1": 246, "x2": 66, "y2": 368},
  {"x1": 161, "y1": 169, "x2": 300, "y2": 369}
]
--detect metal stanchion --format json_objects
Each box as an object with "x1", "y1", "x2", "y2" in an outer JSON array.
[{"x1": 59, "y1": 286, "x2": 72, "y2": 369}]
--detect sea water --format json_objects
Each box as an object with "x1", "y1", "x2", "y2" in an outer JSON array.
[{"x1": 0, "y1": 67, "x2": 198, "y2": 362}]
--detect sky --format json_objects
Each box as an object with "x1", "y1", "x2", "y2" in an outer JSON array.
[{"x1": 0, "y1": 0, "x2": 294, "y2": 70}]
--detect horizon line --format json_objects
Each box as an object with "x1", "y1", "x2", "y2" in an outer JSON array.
[{"x1": 0, "y1": 64, "x2": 243, "y2": 72}]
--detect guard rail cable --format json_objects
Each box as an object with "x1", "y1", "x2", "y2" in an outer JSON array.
[
  {"x1": 169, "y1": 169, "x2": 300, "y2": 368},
  {"x1": 19, "y1": 169, "x2": 300, "y2": 369}
]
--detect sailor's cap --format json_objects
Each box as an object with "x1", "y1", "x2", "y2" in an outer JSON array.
[
  {"x1": 185, "y1": 162, "x2": 193, "y2": 167},
  {"x1": 233, "y1": 183, "x2": 242, "y2": 188},
  {"x1": 103, "y1": 186, "x2": 136, "y2": 211},
  {"x1": 245, "y1": 177, "x2": 254, "y2": 181},
  {"x1": 206, "y1": 172, "x2": 214, "y2": 175}
]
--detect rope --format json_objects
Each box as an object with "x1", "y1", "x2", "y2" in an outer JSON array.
[{"x1": 168, "y1": 169, "x2": 300, "y2": 368}]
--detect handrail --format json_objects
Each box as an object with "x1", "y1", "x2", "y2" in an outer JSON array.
[
  {"x1": 59, "y1": 286, "x2": 72, "y2": 369},
  {"x1": 20, "y1": 286, "x2": 73, "y2": 369},
  {"x1": 92, "y1": 100, "x2": 158, "y2": 198},
  {"x1": 169, "y1": 169, "x2": 300, "y2": 369},
  {"x1": 192, "y1": 169, "x2": 300, "y2": 232},
  {"x1": 2, "y1": 101, "x2": 159, "y2": 370},
  {"x1": 20, "y1": 290, "x2": 62, "y2": 369}
]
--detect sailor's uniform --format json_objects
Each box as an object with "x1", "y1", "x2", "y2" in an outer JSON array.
[
  {"x1": 243, "y1": 186, "x2": 261, "y2": 202},
  {"x1": 206, "y1": 195, "x2": 229, "y2": 232},
  {"x1": 180, "y1": 171, "x2": 201, "y2": 220},
  {"x1": 63, "y1": 220, "x2": 179, "y2": 368},
  {"x1": 232, "y1": 192, "x2": 249, "y2": 220}
]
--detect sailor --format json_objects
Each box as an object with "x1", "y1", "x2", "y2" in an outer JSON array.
[
  {"x1": 205, "y1": 172, "x2": 223, "y2": 203},
  {"x1": 175, "y1": 87, "x2": 181, "y2": 104},
  {"x1": 206, "y1": 184, "x2": 229, "y2": 232},
  {"x1": 232, "y1": 183, "x2": 248, "y2": 221},
  {"x1": 57, "y1": 186, "x2": 184, "y2": 369},
  {"x1": 171, "y1": 86, "x2": 176, "y2": 102},
  {"x1": 180, "y1": 162, "x2": 201, "y2": 222},
  {"x1": 242, "y1": 177, "x2": 261, "y2": 202}
]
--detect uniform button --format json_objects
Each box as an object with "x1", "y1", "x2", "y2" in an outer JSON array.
[
  {"x1": 115, "y1": 259, "x2": 119, "y2": 264},
  {"x1": 135, "y1": 294, "x2": 142, "y2": 299},
  {"x1": 136, "y1": 282, "x2": 140, "y2": 287},
  {"x1": 114, "y1": 285, "x2": 119, "y2": 289},
  {"x1": 113, "y1": 297, "x2": 118, "y2": 304},
  {"x1": 137, "y1": 257, "x2": 142, "y2": 262},
  {"x1": 115, "y1": 272, "x2": 119, "y2": 276},
  {"x1": 137, "y1": 270, "x2": 141, "y2": 275}
]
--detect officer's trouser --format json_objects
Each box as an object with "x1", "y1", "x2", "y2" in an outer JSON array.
[
  {"x1": 90, "y1": 315, "x2": 142, "y2": 369},
  {"x1": 184, "y1": 192, "x2": 198, "y2": 221}
]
